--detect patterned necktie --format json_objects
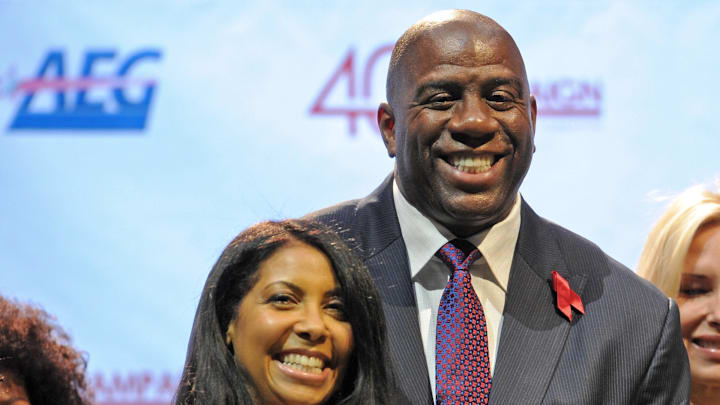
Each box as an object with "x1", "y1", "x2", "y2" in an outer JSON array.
[{"x1": 435, "y1": 239, "x2": 491, "y2": 405}]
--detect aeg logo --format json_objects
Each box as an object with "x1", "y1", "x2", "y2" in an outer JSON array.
[
  {"x1": 7, "y1": 49, "x2": 161, "y2": 131},
  {"x1": 310, "y1": 45, "x2": 603, "y2": 136}
]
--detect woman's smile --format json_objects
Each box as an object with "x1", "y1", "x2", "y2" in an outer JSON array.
[{"x1": 225, "y1": 241, "x2": 353, "y2": 405}]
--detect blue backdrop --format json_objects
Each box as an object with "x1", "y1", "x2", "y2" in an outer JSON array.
[{"x1": 2, "y1": 1, "x2": 719, "y2": 403}]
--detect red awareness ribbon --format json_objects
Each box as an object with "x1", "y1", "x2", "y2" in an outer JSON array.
[{"x1": 552, "y1": 270, "x2": 585, "y2": 321}]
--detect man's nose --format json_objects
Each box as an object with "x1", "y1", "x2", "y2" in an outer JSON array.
[
  {"x1": 447, "y1": 95, "x2": 499, "y2": 141},
  {"x1": 293, "y1": 306, "x2": 329, "y2": 342}
]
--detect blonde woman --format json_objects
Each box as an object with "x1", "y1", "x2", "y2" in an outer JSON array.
[{"x1": 638, "y1": 183, "x2": 720, "y2": 405}]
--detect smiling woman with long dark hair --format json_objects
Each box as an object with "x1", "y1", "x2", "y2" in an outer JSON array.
[{"x1": 174, "y1": 219, "x2": 397, "y2": 405}]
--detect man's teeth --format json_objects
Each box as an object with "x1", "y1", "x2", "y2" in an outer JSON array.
[
  {"x1": 281, "y1": 353, "x2": 324, "y2": 374},
  {"x1": 449, "y1": 155, "x2": 494, "y2": 174}
]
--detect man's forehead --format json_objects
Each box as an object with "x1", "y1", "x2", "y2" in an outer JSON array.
[
  {"x1": 386, "y1": 10, "x2": 526, "y2": 104},
  {"x1": 399, "y1": 20, "x2": 524, "y2": 84},
  {"x1": 410, "y1": 22, "x2": 510, "y2": 65}
]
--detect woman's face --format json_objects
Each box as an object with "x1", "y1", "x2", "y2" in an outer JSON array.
[
  {"x1": 0, "y1": 368, "x2": 30, "y2": 405},
  {"x1": 226, "y1": 241, "x2": 353, "y2": 405},
  {"x1": 678, "y1": 221, "x2": 720, "y2": 389}
]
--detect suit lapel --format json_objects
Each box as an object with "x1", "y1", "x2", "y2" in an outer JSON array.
[
  {"x1": 356, "y1": 176, "x2": 434, "y2": 405},
  {"x1": 366, "y1": 239, "x2": 433, "y2": 405},
  {"x1": 490, "y1": 201, "x2": 587, "y2": 404}
]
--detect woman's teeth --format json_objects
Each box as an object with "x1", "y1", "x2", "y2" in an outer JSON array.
[
  {"x1": 449, "y1": 155, "x2": 494, "y2": 174},
  {"x1": 281, "y1": 353, "x2": 324, "y2": 374}
]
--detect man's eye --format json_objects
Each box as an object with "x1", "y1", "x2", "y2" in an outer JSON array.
[
  {"x1": 486, "y1": 91, "x2": 517, "y2": 109},
  {"x1": 488, "y1": 94, "x2": 509, "y2": 102},
  {"x1": 426, "y1": 94, "x2": 454, "y2": 109},
  {"x1": 487, "y1": 91, "x2": 515, "y2": 102}
]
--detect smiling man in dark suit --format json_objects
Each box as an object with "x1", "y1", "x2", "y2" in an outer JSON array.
[{"x1": 309, "y1": 9, "x2": 689, "y2": 404}]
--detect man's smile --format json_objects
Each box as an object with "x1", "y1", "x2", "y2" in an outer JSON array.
[
  {"x1": 444, "y1": 151, "x2": 505, "y2": 174},
  {"x1": 433, "y1": 148, "x2": 512, "y2": 194}
]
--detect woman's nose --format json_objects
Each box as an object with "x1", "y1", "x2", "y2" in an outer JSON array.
[
  {"x1": 708, "y1": 290, "x2": 720, "y2": 330},
  {"x1": 293, "y1": 307, "x2": 329, "y2": 342}
]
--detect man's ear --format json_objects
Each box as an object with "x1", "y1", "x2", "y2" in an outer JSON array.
[
  {"x1": 529, "y1": 94, "x2": 537, "y2": 153},
  {"x1": 377, "y1": 102, "x2": 396, "y2": 158}
]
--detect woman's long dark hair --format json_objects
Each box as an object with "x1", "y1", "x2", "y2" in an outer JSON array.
[{"x1": 174, "y1": 219, "x2": 393, "y2": 405}]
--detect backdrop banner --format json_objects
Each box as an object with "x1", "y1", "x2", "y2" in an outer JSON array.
[{"x1": 2, "y1": 1, "x2": 719, "y2": 403}]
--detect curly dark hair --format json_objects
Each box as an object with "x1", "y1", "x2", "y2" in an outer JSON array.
[
  {"x1": 0, "y1": 295, "x2": 93, "y2": 405},
  {"x1": 175, "y1": 219, "x2": 396, "y2": 405}
]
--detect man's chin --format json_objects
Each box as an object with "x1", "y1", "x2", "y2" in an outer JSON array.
[{"x1": 435, "y1": 194, "x2": 514, "y2": 235}]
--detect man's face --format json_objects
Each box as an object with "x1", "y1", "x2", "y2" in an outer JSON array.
[{"x1": 380, "y1": 21, "x2": 536, "y2": 236}]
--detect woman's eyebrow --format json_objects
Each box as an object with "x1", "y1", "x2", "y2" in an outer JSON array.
[
  {"x1": 324, "y1": 288, "x2": 343, "y2": 298},
  {"x1": 264, "y1": 280, "x2": 303, "y2": 294}
]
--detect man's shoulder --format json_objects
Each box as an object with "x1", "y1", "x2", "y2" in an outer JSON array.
[
  {"x1": 305, "y1": 175, "x2": 393, "y2": 230},
  {"x1": 306, "y1": 197, "x2": 363, "y2": 226},
  {"x1": 305, "y1": 198, "x2": 369, "y2": 249},
  {"x1": 532, "y1": 211, "x2": 670, "y2": 311},
  {"x1": 304, "y1": 175, "x2": 401, "y2": 259},
  {"x1": 527, "y1": 216, "x2": 688, "y2": 404}
]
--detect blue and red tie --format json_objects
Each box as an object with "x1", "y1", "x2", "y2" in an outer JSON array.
[{"x1": 435, "y1": 239, "x2": 491, "y2": 404}]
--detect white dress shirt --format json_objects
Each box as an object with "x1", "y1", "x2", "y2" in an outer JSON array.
[{"x1": 392, "y1": 180, "x2": 521, "y2": 399}]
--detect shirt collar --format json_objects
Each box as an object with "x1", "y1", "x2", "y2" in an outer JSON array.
[{"x1": 393, "y1": 179, "x2": 521, "y2": 291}]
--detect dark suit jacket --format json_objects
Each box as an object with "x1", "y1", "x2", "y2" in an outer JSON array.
[{"x1": 308, "y1": 175, "x2": 690, "y2": 404}]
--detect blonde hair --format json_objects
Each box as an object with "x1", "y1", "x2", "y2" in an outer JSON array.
[{"x1": 637, "y1": 182, "x2": 720, "y2": 298}]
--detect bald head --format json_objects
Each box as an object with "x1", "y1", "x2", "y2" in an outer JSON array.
[{"x1": 386, "y1": 10, "x2": 527, "y2": 108}]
